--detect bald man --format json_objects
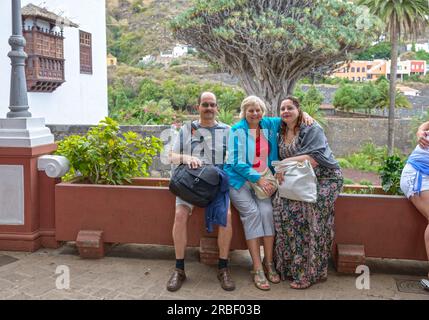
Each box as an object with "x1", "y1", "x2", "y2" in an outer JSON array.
[{"x1": 167, "y1": 92, "x2": 235, "y2": 292}]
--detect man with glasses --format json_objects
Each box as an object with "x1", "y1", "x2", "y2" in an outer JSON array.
[{"x1": 167, "y1": 92, "x2": 235, "y2": 292}]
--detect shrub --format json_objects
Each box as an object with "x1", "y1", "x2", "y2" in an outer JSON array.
[
  {"x1": 379, "y1": 155, "x2": 405, "y2": 195},
  {"x1": 56, "y1": 117, "x2": 162, "y2": 185},
  {"x1": 218, "y1": 109, "x2": 236, "y2": 125},
  {"x1": 343, "y1": 178, "x2": 355, "y2": 185}
]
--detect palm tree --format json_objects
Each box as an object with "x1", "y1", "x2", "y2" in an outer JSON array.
[
  {"x1": 375, "y1": 79, "x2": 412, "y2": 111},
  {"x1": 358, "y1": 0, "x2": 429, "y2": 155}
]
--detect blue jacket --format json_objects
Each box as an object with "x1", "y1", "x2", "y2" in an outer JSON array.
[
  {"x1": 205, "y1": 167, "x2": 229, "y2": 233},
  {"x1": 224, "y1": 117, "x2": 281, "y2": 190}
]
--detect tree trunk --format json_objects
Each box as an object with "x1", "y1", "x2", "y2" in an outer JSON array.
[{"x1": 388, "y1": 20, "x2": 398, "y2": 156}]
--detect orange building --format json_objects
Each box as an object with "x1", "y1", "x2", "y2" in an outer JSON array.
[
  {"x1": 366, "y1": 60, "x2": 387, "y2": 81},
  {"x1": 332, "y1": 61, "x2": 372, "y2": 82}
]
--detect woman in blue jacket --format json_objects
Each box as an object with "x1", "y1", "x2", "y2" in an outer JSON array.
[{"x1": 224, "y1": 96, "x2": 312, "y2": 290}]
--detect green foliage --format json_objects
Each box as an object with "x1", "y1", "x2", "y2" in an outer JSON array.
[
  {"x1": 415, "y1": 49, "x2": 429, "y2": 63},
  {"x1": 374, "y1": 79, "x2": 412, "y2": 110},
  {"x1": 217, "y1": 109, "x2": 236, "y2": 125},
  {"x1": 354, "y1": 41, "x2": 391, "y2": 60},
  {"x1": 301, "y1": 102, "x2": 327, "y2": 128},
  {"x1": 333, "y1": 79, "x2": 411, "y2": 113},
  {"x1": 333, "y1": 84, "x2": 362, "y2": 112},
  {"x1": 343, "y1": 178, "x2": 355, "y2": 185},
  {"x1": 337, "y1": 142, "x2": 391, "y2": 172},
  {"x1": 292, "y1": 85, "x2": 326, "y2": 126},
  {"x1": 379, "y1": 155, "x2": 406, "y2": 195},
  {"x1": 108, "y1": 66, "x2": 244, "y2": 125},
  {"x1": 359, "y1": 179, "x2": 373, "y2": 186},
  {"x1": 56, "y1": 118, "x2": 163, "y2": 185},
  {"x1": 302, "y1": 86, "x2": 324, "y2": 106}
]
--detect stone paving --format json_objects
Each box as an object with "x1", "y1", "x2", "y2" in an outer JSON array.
[{"x1": 0, "y1": 243, "x2": 428, "y2": 300}]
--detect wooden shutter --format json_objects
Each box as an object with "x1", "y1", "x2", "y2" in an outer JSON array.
[{"x1": 80, "y1": 30, "x2": 92, "y2": 74}]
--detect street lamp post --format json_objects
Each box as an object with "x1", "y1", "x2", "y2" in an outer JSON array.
[{"x1": 7, "y1": 0, "x2": 31, "y2": 118}]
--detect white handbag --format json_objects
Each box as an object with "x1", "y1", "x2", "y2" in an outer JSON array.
[{"x1": 272, "y1": 160, "x2": 317, "y2": 203}]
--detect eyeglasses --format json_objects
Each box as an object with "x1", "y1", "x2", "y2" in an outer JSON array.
[{"x1": 200, "y1": 102, "x2": 217, "y2": 108}]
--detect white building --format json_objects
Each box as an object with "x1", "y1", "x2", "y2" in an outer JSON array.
[
  {"x1": 0, "y1": 0, "x2": 108, "y2": 125},
  {"x1": 386, "y1": 60, "x2": 411, "y2": 80},
  {"x1": 406, "y1": 42, "x2": 429, "y2": 53},
  {"x1": 172, "y1": 44, "x2": 190, "y2": 58}
]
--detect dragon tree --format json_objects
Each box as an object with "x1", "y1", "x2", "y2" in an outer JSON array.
[{"x1": 171, "y1": 0, "x2": 382, "y2": 114}]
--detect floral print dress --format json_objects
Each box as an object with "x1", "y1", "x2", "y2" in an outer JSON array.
[{"x1": 272, "y1": 134, "x2": 343, "y2": 285}]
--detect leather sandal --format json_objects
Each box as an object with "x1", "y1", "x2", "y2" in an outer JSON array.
[
  {"x1": 263, "y1": 261, "x2": 280, "y2": 284},
  {"x1": 252, "y1": 269, "x2": 270, "y2": 291},
  {"x1": 290, "y1": 280, "x2": 312, "y2": 290}
]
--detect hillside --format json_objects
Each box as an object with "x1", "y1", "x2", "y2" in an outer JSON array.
[{"x1": 106, "y1": 0, "x2": 190, "y2": 65}]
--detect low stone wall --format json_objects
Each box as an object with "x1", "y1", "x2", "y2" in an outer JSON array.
[
  {"x1": 324, "y1": 118, "x2": 413, "y2": 157},
  {"x1": 47, "y1": 118, "x2": 414, "y2": 177}
]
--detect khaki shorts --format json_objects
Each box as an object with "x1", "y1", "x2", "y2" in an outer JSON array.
[{"x1": 175, "y1": 197, "x2": 194, "y2": 214}]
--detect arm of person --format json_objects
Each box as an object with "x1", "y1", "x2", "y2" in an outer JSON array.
[
  {"x1": 227, "y1": 128, "x2": 262, "y2": 183},
  {"x1": 302, "y1": 112, "x2": 315, "y2": 126},
  {"x1": 269, "y1": 112, "x2": 314, "y2": 126},
  {"x1": 417, "y1": 121, "x2": 429, "y2": 149},
  {"x1": 169, "y1": 152, "x2": 202, "y2": 169}
]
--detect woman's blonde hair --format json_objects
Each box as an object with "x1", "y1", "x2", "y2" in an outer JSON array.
[{"x1": 239, "y1": 95, "x2": 267, "y2": 119}]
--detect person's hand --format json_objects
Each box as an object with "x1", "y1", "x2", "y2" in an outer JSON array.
[
  {"x1": 302, "y1": 112, "x2": 315, "y2": 126},
  {"x1": 417, "y1": 130, "x2": 429, "y2": 149},
  {"x1": 185, "y1": 156, "x2": 203, "y2": 169},
  {"x1": 257, "y1": 178, "x2": 276, "y2": 196},
  {"x1": 275, "y1": 172, "x2": 284, "y2": 185}
]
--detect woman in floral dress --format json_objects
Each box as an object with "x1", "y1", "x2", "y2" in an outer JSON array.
[{"x1": 273, "y1": 96, "x2": 343, "y2": 289}]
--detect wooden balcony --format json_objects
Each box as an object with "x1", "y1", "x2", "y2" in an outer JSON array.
[{"x1": 23, "y1": 27, "x2": 65, "y2": 92}]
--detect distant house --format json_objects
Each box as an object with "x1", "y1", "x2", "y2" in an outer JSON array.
[
  {"x1": 366, "y1": 60, "x2": 387, "y2": 81},
  {"x1": 332, "y1": 59, "x2": 426, "y2": 82},
  {"x1": 397, "y1": 85, "x2": 420, "y2": 97},
  {"x1": 332, "y1": 60, "x2": 373, "y2": 82},
  {"x1": 0, "y1": 0, "x2": 108, "y2": 125},
  {"x1": 139, "y1": 55, "x2": 156, "y2": 65},
  {"x1": 410, "y1": 60, "x2": 427, "y2": 76},
  {"x1": 160, "y1": 50, "x2": 173, "y2": 58},
  {"x1": 386, "y1": 60, "x2": 411, "y2": 81},
  {"x1": 406, "y1": 42, "x2": 429, "y2": 53},
  {"x1": 107, "y1": 53, "x2": 117, "y2": 67}
]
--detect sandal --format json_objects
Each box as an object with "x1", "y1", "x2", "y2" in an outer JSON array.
[
  {"x1": 251, "y1": 270, "x2": 270, "y2": 291},
  {"x1": 290, "y1": 280, "x2": 312, "y2": 290},
  {"x1": 263, "y1": 261, "x2": 280, "y2": 284}
]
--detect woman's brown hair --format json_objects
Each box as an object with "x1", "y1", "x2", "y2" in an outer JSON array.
[{"x1": 280, "y1": 96, "x2": 304, "y2": 137}]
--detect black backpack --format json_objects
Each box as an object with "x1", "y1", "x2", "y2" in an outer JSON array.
[{"x1": 169, "y1": 164, "x2": 220, "y2": 207}]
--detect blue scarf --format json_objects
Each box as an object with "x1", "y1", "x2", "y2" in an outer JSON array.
[{"x1": 407, "y1": 148, "x2": 429, "y2": 195}]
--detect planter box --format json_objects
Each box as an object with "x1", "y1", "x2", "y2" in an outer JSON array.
[
  {"x1": 55, "y1": 179, "x2": 428, "y2": 266},
  {"x1": 334, "y1": 191, "x2": 428, "y2": 262},
  {"x1": 55, "y1": 178, "x2": 247, "y2": 258}
]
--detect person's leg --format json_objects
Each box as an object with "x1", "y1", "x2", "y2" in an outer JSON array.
[
  {"x1": 410, "y1": 192, "x2": 429, "y2": 278},
  {"x1": 167, "y1": 203, "x2": 191, "y2": 292},
  {"x1": 258, "y1": 199, "x2": 280, "y2": 283},
  {"x1": 217, "y1": 208, "x2": 236, "y2": 291},
  {"x1": 247, "y1": 238, "x2": 263, "y2": 271},
  {"x1": 218, "y1": 208, "x2": 232, "y2": 260},
  {"x1": 173, "y1": 204, "x2": 191, "y2": 260}
]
